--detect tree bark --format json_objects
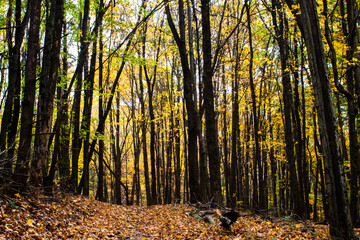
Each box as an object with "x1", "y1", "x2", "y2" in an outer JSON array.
[
  {"x1": 96, "y1": 0, "x2": 105, "y2": 201},
  {"x1": 246, "y1": 1, "x2": 260, "y2": 209},
  {"x1": 14, "y1": 0, "x2": 42, "y2": 192},
  {"x1": 32, "y1": 0, "x2": 64, "y2": 190},
  {"x1": 201, "y1": 0, "x2": 222, "y2": 204},
  {"x1": 165, "y1": 1, "x2": 200, "y2": 203},
  {"x1": 285, "y1": 0, "x2": 354, "y2": 238},
  {"x1": 229, "y1": 38, "x2": 240, "y2": 207},
  {"x1": 0, "y1": 0, "x2": 29, "y2": 184},
  {"x1": 339, "y1": 0, "x2": 360, "y2": 227},
  {"x1": 271, "y1": 0, "x2": 301, "y2": 215},
  {"x1": 69, "y1": 0, "x2": 90, "y2": 193}
]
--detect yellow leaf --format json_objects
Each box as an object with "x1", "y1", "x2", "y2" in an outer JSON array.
[{"x1": 27, "y1": 219, "x2": 33, "y2": 225}]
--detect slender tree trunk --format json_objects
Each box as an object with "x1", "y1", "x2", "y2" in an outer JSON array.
[
  {"x1": 174, "y1": 72, "x2": 182, "y2": 202},
  {"x1": 97, "y1": 0, "x2": 105, "y2": 201},
  {"x1": 229, "y1": 42, "x2": 240, "y2": 207},
  {"x1": 269, "y1": 99, "x2": 277, "y2": 213},
  {"x1": 143, "y1": 26, "x2": 163, "y2": 204},
  {"x1": 271, "y1": 0, "x2": 301, "y2": 215},
  {"x1": 338, "y1": 0, "x2": 360, "y2": 227},
  {"x1": 313, "y1": 109, "x2": 329, "y2": 221},
  {"x1": 78, "y1": 20, "x2": 98, "y2": 196},
  {"x1": 222, "y1": 65, "x2": 230, "y2": 206},
  {"x1": 165, "y1": 109, "x2": 174, "y2": 204},
  {"x1": 56, "y1": 22, "x2": 70, "y2": 190},
  {"x1": 70, "y1": 0, "x2": 90, "y2": 193},
  {"x1": 246, "y1": 1, "x2": 260, "y2": 209},
  {"x1": 138, "y1": 61, "x2": 152, "y2": 205},
  {"x1": 293, "y1": 30, "x2": 307, "y2": 216},
  {"x1": 243, "y1": 105, "x2": 251, "y2": 206},
  {"x1": 1, "y1": 0, "x2": 29, "y2": 184}
]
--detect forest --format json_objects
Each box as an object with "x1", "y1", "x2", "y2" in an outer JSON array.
[{"x1": 0, "y1": 0, "x2": 359, "y2": 239}]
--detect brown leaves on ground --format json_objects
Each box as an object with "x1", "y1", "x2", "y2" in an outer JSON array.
[{"x1": 0, "y1": 192, "x2": 358, "y2": 239}]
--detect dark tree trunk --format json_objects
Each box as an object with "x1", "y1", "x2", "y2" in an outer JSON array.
[
  {"x1": 32, "y1": 0, "x2": 64, "y2": 190},
  {"x1": 246, "y1": 1, "x2": 260, "y2": 209},
  {"x1": 0, "y1": 0, "x2": 29, "y2": 184},
  {"x1": 268, "y1": 99, "x2": 277, "y2": 213},
  {"x1": 138, "y1": 60, "x2": 152, "y2": 205},
  {"x1": 339, "y1": 0, "x2": 360, "y2": 227},
  {"x1": 147, "y1": 79, "x2": 157, "y2": 204},
  {"x1": 286, "y1": 0, "x2": 354, "y2": 238},
  {"x1": 165, "y1": 1, "x2": 200, "y2": 203},
  {"x1": 78, "y1": 21, "x2": 98, "y2": 196},
  {"x1": 14, "y1": 0, "x2": 42, "y2": 192},
  {"x1": 131, "y1": 74, "x2": 142, "y2": 205},
  {"x1": 70, "y1": 0, "x2": 90, "y2": 193},
  {"x1": 293, "y1": 31, "x2": 308, "y2": 217},
  {"x1": 271, "y1": 0, "x2": 301, "y2": 215},
  {"x1": 221, "y1": 65, "x2": 230, "y2": 206},
  {"x1": 143, "y1": 26, "x2": 163, "y2": 204},
  {"x1": 229, "y1": 41, "x2": 240, "y2": 207},
  {"x1": 165, "y1": 110, "x2": 174, "y2": 204},
  {"x1": 96, "y1": 0, "x2": 105, "y2": 201},
  {"x1": 201, "y1": 0, "x2": 222, "y2": 203},
  {"x1": 174, "y1": 71, "x2": 182, "y2": 202},
  {"x1": 243, "y1": 105, "x2": 251, "y2": 206},
  {"x1": 313, "y1": 109, "x2": 329, "y2": 221},
  {"x1": 56, "y1": 20, "x2": 70, "y2": 190},
  {"x1": 112, "y1": 93, "x2": 124, "y2": 205}
]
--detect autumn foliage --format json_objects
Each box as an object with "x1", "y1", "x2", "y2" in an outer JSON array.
[
  {"x1": 1, "y1": 0, "x2": 360, "y2": 238},
  {"x1": 1, "y1": 192, "x2": 354, "y2": 239}
]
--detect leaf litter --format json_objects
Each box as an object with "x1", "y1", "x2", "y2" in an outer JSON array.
[{"x1": 1, "y1": 192, "x2": 359, "y2": 239}]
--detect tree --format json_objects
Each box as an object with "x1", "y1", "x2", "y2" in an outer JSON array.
[
  {"x1": 271, "y1": 0, "x2": 302, "y2": 215},
  {"x1": 32, "y1": 0, "x2": 64, "y2": 190},
  {"x1": 0, "y1": 0, "x2": 29, "y2": 185},
  {"x1": 201, "y1": 0, "x2": 222, "y2": 204},
  {"x1": 96, "y1": 0, "x2": 105, "y2": 202},
  {"x1": 246, "y1": 0, "x2": 261, "y2": 210},
  {"x1": 165, "y1": 0, "x2": 200, "y2": 203},
  {"x1": 69, "y1": 0, "x2": 90, "y2": 193},
  {"x1": 13, "y1": 0, "x2": 42, "y2": 192},
  {"x1": 285, "y1": 0, "x2": 355, "y2": 238}
]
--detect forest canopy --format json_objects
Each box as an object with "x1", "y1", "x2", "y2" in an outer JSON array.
[{"x1": 0, "y1": 0, "x2": 359, "y2": 239}]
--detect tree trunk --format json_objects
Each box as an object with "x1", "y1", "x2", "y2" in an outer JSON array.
[
  {"x1": 138, "y1": 59, "x2": 152, "y2": 205},
  {"x1": 286, "y1": 0, "x2": 354, "y2": 237},
  {"x1": 56, "y1": 22, "x2": 70, "y2": 190},
  {"x1": 246, "y1": 1, "x2": 260, "y2": 209},
  {"x1": 229, "y1": 40, "x2": 240, "y2": 207},
  {"x1": 201, "y1": 0, "x2": 222, "y2": 204},
  {"x1": 78, "y1": 19, "x2": 98, "y2": 196},
  {"x1": 165, "y1": 1, "x2": 200, "y2": 203},
  {"x1": 97, "y1": 0, "x2": 105, "y2": 201},
  {"x1": 70, "y1": 0, "x2": 90, "y2": 193},
  {"x1": 14, "y1": 0, "x2": 42, "y2": 192},
  {"x1": 271, "y1": 0, "x2": 301, "y2": 215},
  {"x1": 32, "y1": 0, "x2": 64, "y2": 190},
  {"x1": 0, "y1": 0, "x2": 29, "y2": 185},
  {"x1": 339, "y1": 0, "x2": 360, "y2": 227}
]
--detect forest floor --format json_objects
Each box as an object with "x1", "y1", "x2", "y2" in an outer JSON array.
[{"x1": 0, "y1": 191, "x2": 359, "y2": 239}]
